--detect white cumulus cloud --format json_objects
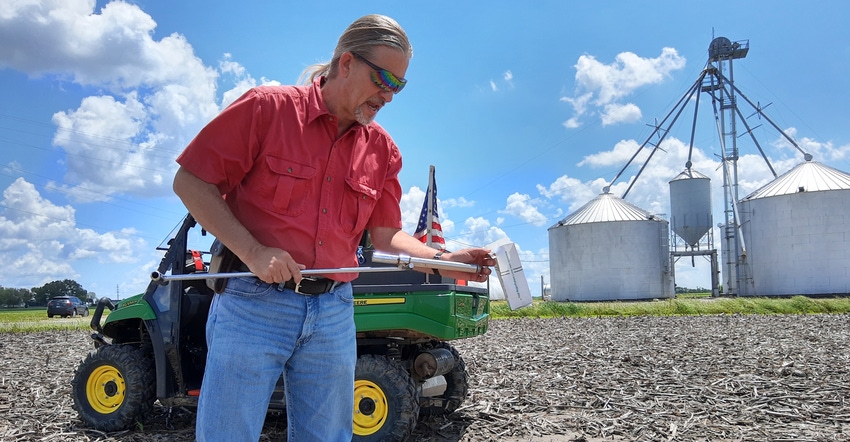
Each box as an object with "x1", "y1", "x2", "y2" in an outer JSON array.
[
  {"x1": 502, "y1": 192, "x2": 548, "y2": 226},
  {"x1": 0, "y1": 178, "x2": 139, "y2": 287},
  {"x1": 562, "y1": 47, "x2": 686, "y2": 127},
  {"x1": 0, "y1": 0, "x2": 263, "y2": 200}
]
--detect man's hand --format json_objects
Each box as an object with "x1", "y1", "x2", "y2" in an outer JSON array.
[
  {"x1": 243, "y1": 245, "x2": 306, "y2": 284},
  {"x1": 438, "y1": 248, "x2": 495, "y2": 282}
]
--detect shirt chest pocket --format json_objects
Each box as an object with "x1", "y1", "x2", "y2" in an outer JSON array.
[
  {"x1": 265, "y1": 156, "x2": 317, "y2": 216},
  {"x1": 341, "y1": 178, "x2": 379, "y2": 234}
]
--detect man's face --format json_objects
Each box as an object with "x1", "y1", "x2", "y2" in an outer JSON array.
[{"x1": 345, "y1": 46, "x2": 409, "y2": 126}]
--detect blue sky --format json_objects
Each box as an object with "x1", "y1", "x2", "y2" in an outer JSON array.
[{"x1": 2, "y1": 0, "x2": 849, "y2": 298}]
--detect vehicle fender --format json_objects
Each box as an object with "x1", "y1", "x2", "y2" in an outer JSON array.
[{"x1": 104, "y1": 296, "x2": 157, "y2": 323}]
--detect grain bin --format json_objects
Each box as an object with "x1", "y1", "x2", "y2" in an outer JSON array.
[
  {"x1": 738, "y1": 160, "x2": 850, "y2": 296},
  {"x1": 669, "y1": 169, "x2": 712, "y2": 247},
  {"x1": 548, "y1": 191, "x2": 675, "y2": 301}
]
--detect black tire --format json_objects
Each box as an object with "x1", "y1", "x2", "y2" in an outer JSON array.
[
  {"x1": 71, "y1": 344, "x2": 156, "y2": 432},
  {"x1": 353, "y1": 354, "x2": 419, "y2": 442},
  {"x1": 418, "y1": 342, "x2": 469, "y2": 417},
  {"x1": 48, "y1": 314, "x2": 54, "y2": 318},
  {"x1": 70, "y1": 309, "x2": 77, "y2": 318},
  {"x1": 82, "y1": 308, "x2": 89, "y2": 317}
]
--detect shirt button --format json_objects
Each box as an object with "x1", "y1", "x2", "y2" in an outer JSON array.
[
  {"x1": 322, "y1": 208, "x2": 328, "y2": 213},
  {"x1": 318, "y1": 240, "x2": 324, "y2": 246},
  {"x1": 287, "y1": 167, "x2": 293, "y2": 173},
  {"x1": 327, "y1": 176, "x2": 332, "y2": 182}
]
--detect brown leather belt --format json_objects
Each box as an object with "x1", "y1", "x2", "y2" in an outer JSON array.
[
  {"x1": 279, "y1": 277, "x2": 340, "y2": 295},
  {"x1": 236, "y1": 263, "x2": 339, "y2": 295}
]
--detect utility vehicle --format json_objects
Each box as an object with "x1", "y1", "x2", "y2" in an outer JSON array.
[{"x1": 72, "y1": 214, "x2": 490, "y2": 441}]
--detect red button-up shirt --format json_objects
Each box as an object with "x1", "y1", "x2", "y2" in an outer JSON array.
[{"x1": 176, "y1": 79, "x2": 403, "y2": 281}]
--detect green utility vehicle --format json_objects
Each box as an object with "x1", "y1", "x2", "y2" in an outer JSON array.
[{"x1": 72, "y1": 215, "x2": 490, "y2": 441}]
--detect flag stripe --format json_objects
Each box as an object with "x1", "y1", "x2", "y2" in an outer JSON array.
[{"x1": 413, "y1": 171, "x2": 445, "y2": 249}]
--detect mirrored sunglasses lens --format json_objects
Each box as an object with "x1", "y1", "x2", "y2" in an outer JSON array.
[
  {"x1": 370, "y1": 72, "x2": 391, "y2": 92},
  {"x1": 374, "y1": 70, "x2": 406, "y2": 93}
]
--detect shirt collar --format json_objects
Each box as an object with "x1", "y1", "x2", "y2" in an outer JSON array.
[{"x1": 306, "y1": 76, "x2": 331, "y2": 125}]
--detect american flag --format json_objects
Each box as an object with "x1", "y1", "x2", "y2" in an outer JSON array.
[{"x1": 413, "y1": 168, "x2": 445, "y2": 249}]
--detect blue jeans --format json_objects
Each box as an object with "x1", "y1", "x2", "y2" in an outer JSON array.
[{"x1": 196, "y1": 276, "x2": 356, "y2": 442}]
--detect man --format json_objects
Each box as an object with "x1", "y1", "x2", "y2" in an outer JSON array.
[{"x1": 173, "y1": 14, "x2": 494, "y2": 442}]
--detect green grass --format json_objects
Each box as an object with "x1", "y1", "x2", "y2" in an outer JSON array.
[
  {"x1": 0, "y1": 307, "x2": 103, "y2": 333},
  {"x1": 3, "y1": 295, "x2": 850, "y2": 332},
  {"x1": 489, "y1": 295, "x2": 850, "y2": 319}
]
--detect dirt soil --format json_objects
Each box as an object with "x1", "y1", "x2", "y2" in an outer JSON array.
[{"x1": 1, "y1": 314, "x2": 849, "y2": 441}]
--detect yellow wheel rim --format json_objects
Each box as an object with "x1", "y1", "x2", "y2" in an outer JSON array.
[
  {"x1": 86, "y1": 365, "x2": 126, "y2": 414},
  {"x1": 353, "y1": 379, "x2": 389, "y2": 436}
]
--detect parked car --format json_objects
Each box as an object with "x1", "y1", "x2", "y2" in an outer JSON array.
[{"x1": 47, "y1": 296, "x2": 89, "y2": 318}]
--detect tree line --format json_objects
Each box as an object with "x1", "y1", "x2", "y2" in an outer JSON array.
[
  {"x1": 675, "y1": 286, "x2": 712, "y2": 294},
  {"x1": 0, "y1": 279, "x2": 94, "y2": 308}
]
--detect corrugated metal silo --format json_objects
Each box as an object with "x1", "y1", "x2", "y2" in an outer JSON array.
[
  {"x1": 669, "y1": 169, "x2": 712, "y2": 246},
  {"x1": 738, "y1": 160, "x2": 850, "y2": 296},
  {"x1": 548, "y1": 192, "x2": 675, "y2": 301}
]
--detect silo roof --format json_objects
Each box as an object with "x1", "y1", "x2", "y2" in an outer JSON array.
[
  {"x1": 670, "y1": 168, "x2": 710, "y2": 182},
  {"x1": 743, "y1": 160, "x2": 850, "y2": 200},
  {"x1": 551, "y1": 192, "x2": 654, "y2": 227}
]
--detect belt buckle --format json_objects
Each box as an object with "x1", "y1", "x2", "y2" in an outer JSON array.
[{"x1": 294, "y1": 277, "x2": 317, "y2": 295}]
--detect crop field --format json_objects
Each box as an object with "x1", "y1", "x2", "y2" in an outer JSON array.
[
  {"x1": 1, "y1": 308, "x2": 849, "y2": 441},
  {"x1": 0, "y1": 308, "x2": 99, "y2": 333}
]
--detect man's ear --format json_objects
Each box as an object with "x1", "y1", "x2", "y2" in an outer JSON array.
[{"x1": 339, "y1": 52, "x2": 355, "y2": 78}]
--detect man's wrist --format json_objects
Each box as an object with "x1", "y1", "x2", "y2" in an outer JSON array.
[{"x1": 432, "y1": 250, "x2": 446, "y2": 275}]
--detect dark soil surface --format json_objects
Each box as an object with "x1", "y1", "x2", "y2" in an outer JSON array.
[{"x1": 1, "y1": 314, "x2": 849, "y2": 441}]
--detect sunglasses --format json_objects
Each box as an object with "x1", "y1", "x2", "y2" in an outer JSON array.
[{"x1": 351, "y1": 51, "x2": 407, "y2": 94}]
